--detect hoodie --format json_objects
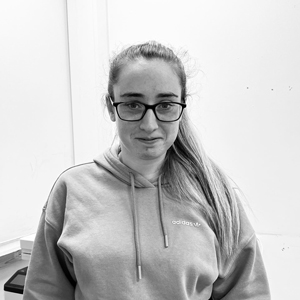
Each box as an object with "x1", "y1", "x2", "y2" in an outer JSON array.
[{"x1": 23, "y1": 146, "x2": 271, "y2": 300}]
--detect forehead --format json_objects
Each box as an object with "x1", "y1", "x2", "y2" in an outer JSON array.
[{"x1": 114, "y1": 59, "x2": 181, "y2": 97}]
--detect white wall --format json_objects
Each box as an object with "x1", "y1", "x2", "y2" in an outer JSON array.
[
  {"x1": 66, "y1": 0, "x2": 113, "y2": 165},
  {"x1": 0, "y1": 0, "x2": 74, "y2": 252}
]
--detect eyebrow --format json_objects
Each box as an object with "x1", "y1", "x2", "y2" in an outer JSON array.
[
  {"x1": 120, "y1": 92, "x2": 144, "y2": 98},
  {"x1": 157, "y1": 92, "x2": 179, "y2": 98},
  {"x1": 120, "y1": 92, "x2": 179, "y2": 99}
]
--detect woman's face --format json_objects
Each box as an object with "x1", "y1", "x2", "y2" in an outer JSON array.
[{"x1": 108, "y1": 58, "x2": 182, "y2": 164}]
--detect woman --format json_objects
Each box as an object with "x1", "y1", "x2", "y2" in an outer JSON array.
[{"x1": 23, "y1": 41, "x2": 271, "y2": 299}]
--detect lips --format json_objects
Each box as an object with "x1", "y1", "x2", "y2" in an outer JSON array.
[
  {"x1": 136, "y1": 137, "x2": 162, "y2": 143},
  {"x1": 139, "y1": 138, "x2": 158, "y2": 141},
  {"x1": 137, "y1": 137, "x2": 161, "y2": 141}
]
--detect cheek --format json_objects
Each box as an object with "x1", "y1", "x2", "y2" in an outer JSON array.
[
  {"x1": 165, "y1": 123, "x2": 180, "y2": 143},
  {"x1": 116, "y1": 120, "x2": 133, "y2": 141}
]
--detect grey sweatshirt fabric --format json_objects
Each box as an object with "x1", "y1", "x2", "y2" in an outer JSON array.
[{"x1": 23, "y1": 146, "x2": 271, "y2": 299}]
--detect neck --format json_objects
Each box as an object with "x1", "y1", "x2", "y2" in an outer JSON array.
[{"x1": 119, "y1": 152, "x2": 164, "y2": 181}]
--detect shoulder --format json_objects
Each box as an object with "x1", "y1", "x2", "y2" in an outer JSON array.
[
  {"x1": 44, "y1": 162, "x2": 97, "y2": 201},
  {"x1": 234, "y1": 188, "x2": 256, "y2": 241},
  {"x1": 217, "y1": 187, "x2": 258, "y2": 272},
  {"x1": 58, "y1": 161, "x2": 99, "y2": 181},
  {"x1": 51, "y1": 160, "x2": 113, "y2": 188},
  {"x1": 43, "y1": 161, "x2": 105, "y2": 230}
]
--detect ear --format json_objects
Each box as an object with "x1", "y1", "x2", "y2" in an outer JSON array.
[{"x1": 106, "y1": 94, "x2": 116, "y2": 122}]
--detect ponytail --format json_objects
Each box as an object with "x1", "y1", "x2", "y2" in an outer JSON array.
[{"x1": 162, "y1": 113, "x2": 240, "y2": 257}]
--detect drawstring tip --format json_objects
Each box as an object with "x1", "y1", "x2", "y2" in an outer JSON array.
[
  {"x1": 137, "y1": 265, "x2": 142, "y2": 281},
  {"x1": 164, "y1": 235, "x2": 169, "y2": 248}
]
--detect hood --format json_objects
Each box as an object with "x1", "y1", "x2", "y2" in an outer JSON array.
[{"x1": 94, "y1": 144, "x2": 158, "y2": 188}]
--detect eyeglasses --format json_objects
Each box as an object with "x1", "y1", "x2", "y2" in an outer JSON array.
[{"x1": 112, "y1": 101, "x2": 186, "y2": 122}]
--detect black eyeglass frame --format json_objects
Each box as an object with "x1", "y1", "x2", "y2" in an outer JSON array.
[{"x1": 111, "y1": 101, "x2": 187, "y2": 122}]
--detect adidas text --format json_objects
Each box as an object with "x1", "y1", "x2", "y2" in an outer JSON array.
[{"x1": 172, "y1": 220, "x2": 201, "y2": 227}]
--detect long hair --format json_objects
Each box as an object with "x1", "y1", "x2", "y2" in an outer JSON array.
[{"x1": 107, "y1": 41, "x2": 240, "y2": 257}]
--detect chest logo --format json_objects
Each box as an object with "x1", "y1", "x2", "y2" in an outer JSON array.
[{"x1": 171, "y1": 220, "x2": 201, "y2": 227}]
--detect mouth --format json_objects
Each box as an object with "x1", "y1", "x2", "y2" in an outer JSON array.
[{"x1": 136, "y1": 137, "x2": 161, "y2": 143}]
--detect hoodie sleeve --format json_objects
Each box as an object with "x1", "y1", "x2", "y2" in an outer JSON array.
[
  {"x1": 23, "y1": 178, "x2": 76, "y2": 300},
  {"x1": 211, "y1": 234, "x2": 271, "y2": 299},
  {"x1": 210, "y1": 188, "x2": 271, "y2": 300}
]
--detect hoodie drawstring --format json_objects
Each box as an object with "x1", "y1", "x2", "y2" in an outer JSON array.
[
  {"x1": 158, "y1": 175, "x2": 169, "y2": 248},
  {"x1": 129, "y1": 173, "x2": 169, "y2": 281},
  {"x1": 130, "y1": 173, "x2": 142, "y2": 281}
]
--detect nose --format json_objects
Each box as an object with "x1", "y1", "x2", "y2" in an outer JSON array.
[{"x1": 139, "y1": 108, "x2": 158, "y2": 132}]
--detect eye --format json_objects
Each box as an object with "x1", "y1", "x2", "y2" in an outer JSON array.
[
  {"x1": 157, "y1": 102, "x2": 174, "y2": 110},
  {"x1": 124, "y1": 102, "x2": 144, "y2": 109}
]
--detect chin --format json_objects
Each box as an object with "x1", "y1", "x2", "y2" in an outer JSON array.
[{"x1": 138, "y1": 148, "x2": 166, "y2": 161}]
